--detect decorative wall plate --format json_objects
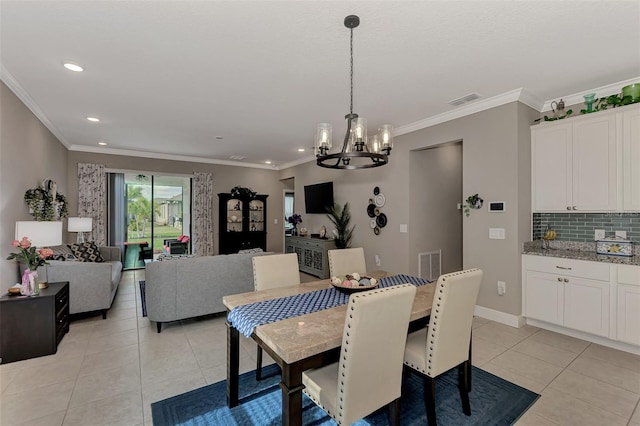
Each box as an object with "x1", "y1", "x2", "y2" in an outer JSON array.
[
  {"x1": 376, "y1": 213, "x2": 387, "y2": 228},
  {"x1": 374, "y1": 226, "x2": 380, "y2": 235},
  {"x1": 367, "y1": 203, "x2": 376, "y2": 218},
  {"x1": 370, "y1": 219, "x2": 377, "y2": 229},
  {"x1": 374, "y1": 194, "x2": 385, "y2": 207},
  {"x1": 373, "y1": 186, "x2": 380, "y2": 195}
]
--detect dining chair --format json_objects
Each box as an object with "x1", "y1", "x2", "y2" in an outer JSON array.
[
  {"x1": 303, "y1": 284, "x2": 417, "y2": 425},
  {"x1": 403, "y1": 268, "x2": 483, "y2": 426},
  {"x1": 328, "y1": 247, "x2": 366, "y2": 277},
  {"x1": 252, "y1": 252, "x2": 300, "y2": 379}
]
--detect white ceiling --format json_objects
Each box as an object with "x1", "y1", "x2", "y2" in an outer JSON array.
[{"x1": 2, "y1": 1, "x2": 639, "y2": 170}]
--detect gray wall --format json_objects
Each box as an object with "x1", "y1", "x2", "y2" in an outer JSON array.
[
  {"x1": 282, "y1": 101, "x2": 539, "y2": 316},
  {"x1": 66, "y1": 151, "x2": 287, "y2": 254},
  {"x1": 1, "y1": 82, "x2": 69, "y2": 284},
  {"x1": 409, "y1": 142, "x2": 463, "y2": 276}
]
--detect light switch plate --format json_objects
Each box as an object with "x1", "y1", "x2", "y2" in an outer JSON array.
[
  {"x1": 594, "y1": 229, "x2": 605, "y2": 240},
  {"x1": 615, "y1": 230, "x2": 627, "y2": 239},
  {"x1": 489, "y1": 228, "x2": 505, "y2": 239},
  {"x1": 400, "y1": 224, "x2": 408, "y2": 233}
]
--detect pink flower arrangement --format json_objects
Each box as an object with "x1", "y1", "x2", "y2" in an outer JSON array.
[{"x1": 6, "y1": 237, "x2": 53, "y2": 271}]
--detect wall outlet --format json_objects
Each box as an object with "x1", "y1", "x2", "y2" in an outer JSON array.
[
  {"x1": 615, "y1": 230, "x2": 627, "y2": 239},
  {"x1": 274, "y1": 218, "x2": 278, "y2": 224},
  {"x1": 497, "y1": 281, "x2": 506, "y2": 296},
  {"x1": 594, "y1": 229, "x2": 605, "y2": 240},
  {"x1": 375, "y1": 255, "x2": 381, "y2": 266}
]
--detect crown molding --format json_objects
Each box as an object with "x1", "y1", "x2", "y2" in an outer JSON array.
[
  {"x1": 1, "y1": 65, "x2": 71, "y2": 148},
  {"x1": 68, "y1": 145, "x2": 278, "y2": 170},
  {"x1": 541, "y1": 76, "x2": 640, "y2": 111},
  {"x1": 394, "y1": 88, "x2": 541, "y2": 137}
]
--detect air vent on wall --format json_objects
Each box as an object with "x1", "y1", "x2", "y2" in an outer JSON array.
[
  {"x1": 418, "y1": 250, "x2": 442, "y2": 282},
  {"x1": 448, "y1": 93, "x2": 481, "y2": 107},
  {"x1": 229, "y1": 155, "x2": 246, "y2": 161}
]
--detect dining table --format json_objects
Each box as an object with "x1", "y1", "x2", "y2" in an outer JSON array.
[{"x1": 223, "y1": 271, "x2": 436, "y2": 426}]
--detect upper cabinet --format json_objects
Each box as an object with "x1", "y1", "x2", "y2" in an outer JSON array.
[
  {"x1": 623, "y1": 108, "x2": 640, "y2": 211},
  {"x1": 532, "y1": 104, "x2": 639, "y2": 212}
]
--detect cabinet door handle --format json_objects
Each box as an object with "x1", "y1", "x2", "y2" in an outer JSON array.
[
  {"x1": 555, "y1": 266, "x2": 572, "y2": 270},
  {"x1": 557, "y1": 277, "x2": 562, "y2": 282},
  {"x1": 572, "y1": 206, "x2": 577, "y2": 210},
  {"x1": 566, "y1": 206, "x2": 571, "y2": 210},
  {"x1": 563, "y1": 278, "x2": 569, "y2": 283}
]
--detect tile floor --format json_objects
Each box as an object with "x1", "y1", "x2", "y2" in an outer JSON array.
[{"x1": 1, "y1": 270, "x2": 639, "y2": 425}]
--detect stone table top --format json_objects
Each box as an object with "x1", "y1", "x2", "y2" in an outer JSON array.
[
  {"x1": 223, "y1": 272, "x2": 435, "y2": 364},
  {"x1": 522, "y1": 241, "x2": 639, "y2": 266}
]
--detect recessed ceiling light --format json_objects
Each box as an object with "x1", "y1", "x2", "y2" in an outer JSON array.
[
  {"x1": 63, "y1": 62, "x2": 83, "y2": 72},
  {"x1": 215, "y1": 136, "x2": 223, "y2": 140},
  {"x1": 229, "y1": 155, "x2": 246, "y2": 160},
  {"x1": 98, "y1": 141, "x2": 107, "y2": 146},
  {"x1": 297, "y1": 148, "x2": 305, "y2": 152},
  {"x1": 86, "y1": 117, "x2": 100, "y2": 122},
  {"x1": 265, "y1": 160, "x2": 272, "y2": 164}
]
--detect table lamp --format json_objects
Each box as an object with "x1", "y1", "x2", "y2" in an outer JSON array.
[{"x1": 68, "y1": 217, "x2": 93, "y2": 243}]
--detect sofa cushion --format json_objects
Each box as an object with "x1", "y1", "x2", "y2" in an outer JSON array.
[{"x1": 69, "y1": 242, "x2": 105, "y2": 263}]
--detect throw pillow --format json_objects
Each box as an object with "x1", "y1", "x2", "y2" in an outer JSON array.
[
  {"x1": 69, "y1": 242, "x2": 105, "y2": 263},
  {"x1": 47, "y1": 245, "x2": 78, "y2": 261}
]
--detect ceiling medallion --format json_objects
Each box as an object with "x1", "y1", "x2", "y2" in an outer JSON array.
[{"x1": 315, "y1": 15, "x2": 393, "y2": 170}]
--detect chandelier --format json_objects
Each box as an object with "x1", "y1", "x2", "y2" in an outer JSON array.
[{"x1": 315, "y1": 15, "x2": 393, "y2": 170}]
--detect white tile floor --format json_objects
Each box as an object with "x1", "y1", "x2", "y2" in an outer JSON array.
[{"x1": 1, "y1": 270, "x2": 639, "y2": 425}]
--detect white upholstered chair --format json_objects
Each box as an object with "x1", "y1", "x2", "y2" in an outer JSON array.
[
  {"x1": 252, "y1": 253, "x2": 300, "y2": 379},
  {"x1": 328, "y1": 247, "x2": 366, "y2": 277},
  {"x1": 403, "y1": 268, "x2": 483, "y2": 426},
  {"x1": 303, "y1": 284, "x2": 417, "y2": 425}
]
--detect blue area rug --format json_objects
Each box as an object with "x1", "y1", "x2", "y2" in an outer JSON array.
[{"x1": 151, "y1": 364, "x2": 538, "y2": 425}]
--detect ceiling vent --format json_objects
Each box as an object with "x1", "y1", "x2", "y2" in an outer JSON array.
[
  {"x1": 448, "y1": 93, "x2": 481, "y2": 107},
  {"x1": 229, "y1": 155, "x2": 246, "y2": 161}
]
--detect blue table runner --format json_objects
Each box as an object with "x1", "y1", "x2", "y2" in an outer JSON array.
[{"x1": 228, "y1": 274, "x2": 430, "y2": 337}]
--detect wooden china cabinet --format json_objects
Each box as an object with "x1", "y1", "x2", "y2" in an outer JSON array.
[{"x1": 218, "y1": 193, "x2": 268, "y2": 254}]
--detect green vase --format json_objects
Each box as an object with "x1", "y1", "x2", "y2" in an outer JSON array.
[{"x1": 583, "y1": 93, "x2": 596, "y2": 112}]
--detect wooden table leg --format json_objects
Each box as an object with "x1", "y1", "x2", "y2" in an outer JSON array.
[
  {"x1": 226, "y1": 321, "x2": 239, "y2": 407},
  {"x1": 280, "y1": 361, "x2": 305, "y2": 426}
]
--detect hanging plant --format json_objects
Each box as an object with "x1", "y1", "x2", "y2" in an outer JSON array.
[
  {"x1": 230, "y1": 186, "x2": 256, "y2": 198},
  {"x1": 463, "y1": 194, "x2": 483, "y2": 218},
  {"x1": 24, "y1": 186, "x2": 68, "y2": 221}
]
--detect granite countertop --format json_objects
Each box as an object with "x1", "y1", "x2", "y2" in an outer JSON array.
[{"x1": 523, "y1": 241, "x2": 640, "y2": 266}]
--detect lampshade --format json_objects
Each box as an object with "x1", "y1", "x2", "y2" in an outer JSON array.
[
  {"x1": 15, "y1": 221, "x2": 63, "y2": 247},
  {"x1": 68, "y1": 217, "x2": 93, "y2": 232}
]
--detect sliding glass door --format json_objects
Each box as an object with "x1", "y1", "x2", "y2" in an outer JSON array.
[{"x1": 113, "y1": 173, "x2": 191, "y2": 269}]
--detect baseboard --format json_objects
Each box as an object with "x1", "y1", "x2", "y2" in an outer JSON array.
[
  {"x1": 474, "y1": 305, "x2": 525, "y2": 328},
  {"x1": 525, "y1": 318, "x2": 640, "y2": 355}
]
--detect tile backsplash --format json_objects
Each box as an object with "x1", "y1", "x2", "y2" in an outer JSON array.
[{"x1": 533, "y1": 213, "x2": 640, "y2": 242}]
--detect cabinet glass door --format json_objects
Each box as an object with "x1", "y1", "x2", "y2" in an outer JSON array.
[
  {"x1": 227, "y1": 199, "x2": 243, "y2": 233},
  {"x1": 249, "y1": 199, "x2": 264, "y2": 232}
]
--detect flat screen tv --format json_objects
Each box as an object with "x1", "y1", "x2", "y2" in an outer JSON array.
[{"x1": 304, "y1": 182, "x2": 334, "y2": 214}]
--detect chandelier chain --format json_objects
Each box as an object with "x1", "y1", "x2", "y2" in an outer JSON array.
[{"x1": 349, "y1": 27, "x2": 354, "y2": 115}]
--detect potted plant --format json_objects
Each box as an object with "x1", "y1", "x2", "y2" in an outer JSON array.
[
  {"x1": 463, "y1": 194, "x2": 483, "y2": 217},
  {"x1": 326, "y1": 202, "x2": 354, "y2": 249}
]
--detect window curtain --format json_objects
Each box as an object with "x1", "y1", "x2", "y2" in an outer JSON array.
[
  {"x1": 192, "y1": 171, "x2": 214, "y2": 256},
  {"x1": 107, "y1": 173, "x2": 125, "y2": 261},
  {"x1": 78, "y1": 163, "x2": 106, "y2": 245},
  {"x1": 284, "y1": 192, "x2": 294, "y2": 228}
]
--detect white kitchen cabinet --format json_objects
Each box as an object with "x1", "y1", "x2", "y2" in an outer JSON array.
[
  {"x1": 522, "y1": 255, "x2": 610, "y2": 337},
  {"x1": 525, "y1": 270, "x2": 563, "y2": 325},
  {"x1": 616, "y1": 266, "x2": 640, "y2": 345},
  {"x1": 564, "y1": 276, "x2": 610, "y2": 337},
  {"x1": 622, "y1": 107, "x2": 640, "y2": 211},
  {"x1": 532, "y1": 113, "x2": 617, "y2": 212}
]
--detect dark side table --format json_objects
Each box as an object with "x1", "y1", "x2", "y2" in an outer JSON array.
[{"x1": 0, "y1": 281, "x2": 70, "y2": 364}]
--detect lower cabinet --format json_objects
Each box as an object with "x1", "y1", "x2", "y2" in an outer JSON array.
[
  {"x1": 285, "y1": 236, "x2": 336, "y2": 279},
  {"x1": 523, "y1": 255, "x2": 611, "y2": 338},
  {"x1": 616, "y1": 266, "x2": 640, "y2": 345}
]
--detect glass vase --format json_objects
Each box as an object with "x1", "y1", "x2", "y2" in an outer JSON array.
[
  {"x1": 583, "y1": 93, "x2": 596, "y2": 113},
  {"x1": 20, "y1": 269, "x2": 39, "y2": 296}
]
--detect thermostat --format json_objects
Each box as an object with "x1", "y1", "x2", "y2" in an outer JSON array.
[{"x1": 488, "y1": 202, "x2": 506, "y2": 212}]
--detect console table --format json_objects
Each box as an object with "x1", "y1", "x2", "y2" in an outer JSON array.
[
  {"x1": 285, "y1": 236, "x2": 336, "y2": 278},
  {"x1": 0, "y1": 281, "x2": 69, "y2": 364}
]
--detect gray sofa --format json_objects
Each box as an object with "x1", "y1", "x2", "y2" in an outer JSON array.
[
  {"x1": 145, "y1": 251, "x2": 273, "y2": 332},
  {"x1": 45, "y1": 246, "x2": 122, "y2": 318}
]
